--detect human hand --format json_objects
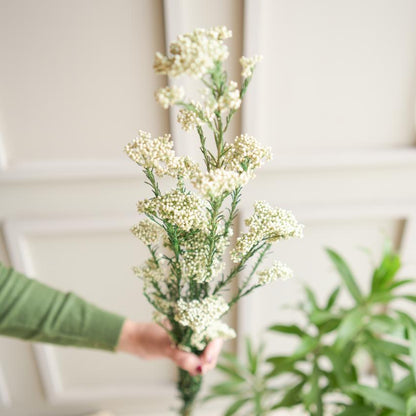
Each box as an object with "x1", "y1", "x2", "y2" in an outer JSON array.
[{"x1": 116, "y1": 320, "x2": 223, "y2": 376}]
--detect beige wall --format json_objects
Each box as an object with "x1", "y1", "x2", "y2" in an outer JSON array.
[{"x1": 0, "y1": 0, "x2": 415, "y2": 415}]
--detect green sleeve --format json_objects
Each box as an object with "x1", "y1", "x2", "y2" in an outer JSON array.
[{"x1": 0, "y1": 263, "x2": 125, "y2": 351}]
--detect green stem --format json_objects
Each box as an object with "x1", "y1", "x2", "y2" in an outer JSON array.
[{"x1": 178, "y1": 369, "x2": 202, "y2": 416}]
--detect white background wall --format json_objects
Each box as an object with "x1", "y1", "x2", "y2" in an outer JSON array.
[{"x1": 0, "y1": 1, "x2": 415, "y2": 415}]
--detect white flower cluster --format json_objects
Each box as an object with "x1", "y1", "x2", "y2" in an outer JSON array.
[
  {"x1": 190, "y1": 320, "x2": 236, "y2": 350},
  {"x1": 137, "y1": 189, "x2": 209, "y2": 232},
  {"x1": 175, "y1": 296, "x2": 229, "y2": 333},
  {"x1": 192, "y1": 168, "x2": 251, "y2": 198},
  {"x1": 231, "y1": 201, "x2": 304, "y2": 262},
  {"x1": 240, "y1": 55, "x2": 263, "y2": 78},
  {"x1": 154, "y1": 26, "x2": 232, "y2": 78},
  {"x1": 133, "y1": 257, "x2": 165, "y2": 286},
  {"x1": 180, "y1": 230, "x2": 229, "y2": 282},
  {"x1": 224, "y1": 134, "x2": 272, "y2": 173},
  {"x1": 125, "y1": 131, "x2": 200, "y2": 178},
  {"x1": 155, "y1": 85, "x2": 185, "y2": 109},
  {"x1": 130, "y1": 219, "x2": 163, "y2": 245},
  {"x1": 177, "y1": 101, "x2": 215, "y2": 132},
  {"x1": 257, "y1": 260, "x2": 293, "y2": 285},
  {"x1": 219, "y1": 81, "x2": 241, "y2": 111}
]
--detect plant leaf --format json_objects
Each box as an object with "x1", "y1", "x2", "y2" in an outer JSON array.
[
  {"x1": 326, "y1": 248, "x2": 363, "y2": 303},
  {"x1": 268, "y1": 324, "x2": 305, "y2": 337},
  {"x1": 347, "y1": 385, "x2": 406, "y2": 413},
  {"x1": 336, "y1": 404, "x2": 376, "y2": 416},
  {"x1": 224, "y1": 398, "x2": 250, "y2": 416},
  {"x1": 334, "y1": 308, "x2": 364, "y2": 350},
  {"x1": 407, "y1": 395, "x2": 416, "y2": 416},
  {"x1": 397, "y1": 311, "x2": 416, "y2": 385},
  {"x1": 325, "y1": 286, "x2": 341, "y2": 310}
]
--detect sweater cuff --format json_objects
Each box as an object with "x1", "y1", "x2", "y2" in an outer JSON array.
[{"x1": 83, "y1": 305, "x2": 125, "y2": 352}]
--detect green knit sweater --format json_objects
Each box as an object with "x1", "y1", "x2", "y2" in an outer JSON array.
[{"x1": 0, "y1": 263, "x2": 125, "y2": 351}]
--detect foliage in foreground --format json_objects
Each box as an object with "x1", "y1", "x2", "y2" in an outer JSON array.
[{"x1": 207, "y1": 244, "x2": 416, "y2": 415}]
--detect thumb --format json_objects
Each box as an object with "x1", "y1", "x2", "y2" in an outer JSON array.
[{"x1": 201, "y1": 338, "x2": 223, "y2": 371}]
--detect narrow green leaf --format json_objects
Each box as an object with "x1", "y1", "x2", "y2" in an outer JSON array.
[
  {"x1": 224, "y1": 398, "x2": 250, "y2": 416},
  {"x1": 325, "y1": 286, "x2": 341, "y2": 310},
  {"x1": 367, "y1": 337, "x2": 409, "y2": 357},
  {"x1": 397, "y1": 311, "x2": 416, "y2": 385},
  {"x1": 304, "y1": 285, "x2": 319, "y2": 310},
  {"x1": 210, "y1": 381, "x2": 245, "y2": 396},
  {"x1": 334, "y1": 308, "x2": 364, "y2": 350},
  {"x1": 270, "y1": 380, "x2": 305, "y2": 409},
  {"x1": 347, "y1": 385, "x2": 406, "y2": 413},
  {"x1": 309, "y1": 310, "x2": 336, "y2": 325},
  {"x1": 216, "y1": 363, "x2": 246, "y2": 382},
  {"x1": 326, "y1": 248, "x2": 363, "y2": 303},
  {"x1": 336, "y1": 404, "x2": 375, "y2": 416},
  {"x1": 371, "y1": 248, "x2": 401, "y2": 293},
  {"x1": 394, "y1": 374, "x2": 416, "y2": 395},
  {"x1": 407, "y1": 395, "x2": 416, "y2": 416},
  {"x1": 292, "y1": 335, "x2": 319, "y2": 359},
  {"x1": 373, "y1": 352, "x2": 393, "y2": 389},
  {"x1": 268, "y1": 324, "x2": 305, "y2": 337}
]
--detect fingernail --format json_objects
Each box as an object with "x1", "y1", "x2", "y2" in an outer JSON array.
[{"x1": 196, "y1": 365, "x2": 202, "y2": 374}]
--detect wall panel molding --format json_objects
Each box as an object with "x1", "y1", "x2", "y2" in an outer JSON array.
[
  {"x1": 0, "y1": 366, "x2": 11, "y2": 407},
  {"x1": 242, "y1": 0, "x2": 416, "y2": 171},
  {"x1": 3, "y1": 217, "x2": 174, "y2": 404}
]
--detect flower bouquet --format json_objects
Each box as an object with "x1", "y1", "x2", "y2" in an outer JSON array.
[{"x1": 124, "y1": 27, "x2": 304, "y2": 416}]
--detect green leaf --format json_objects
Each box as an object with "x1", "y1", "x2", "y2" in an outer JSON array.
[
  {"x1": 367, "y1": 315, "x2": 398, "y2": 334},
  {"x1": 407, "y1": 396, "x2": 416, "y2": 416},
  {"x1": 373, "y1": 352, "x2": 393, "y2": 389},
  {"x1": 223, "y1": 398, "x2": 250, "y2": 416},
  {"x1": 397, "y1": 311, "x2": 416, "y2": 385},
  {"x1": 210, "y1": 381, "x2": 245, "y2": 396},
  {"x1": 325, "y1": 286, "x2": 341, "y2": 310},
  {"x1": 292, "y1": 335, "x2": 319, "y2": 359},
  {"x1": 303, "y1": 362, "x2": 322, "y2": 412},
  {"x1": 375, "y1": 338, "x2": 408, "y2": 356},
  {"x1": 216, "y1": 363, "x2": 246, "y2": 382},
  {"x1": 304, "y1": 285, "x2": 319, "y2": 310},
  {"x1": 347, "y1": 385, "x2": 406, "y2": 413},
  {"x1": 326, "y1": 248, "x2": 363, "y2": 303},
  {"x1": 371, "y1": 246, "x2": 401, "y2": 293},
  {"x1": 268, "y1": 324, "x2": 306, "y2": 337},
  {"x1": 309, "y1": 309, "x2": 336, "y2": 325},
  {"x1": 389, "y1": 278, "x2": 415, "y2": 290},
  {"x1": 336, "y1": 404, "x2": 376, "y2": 416},
  {"x1": 270, "y1": 380, "x2": 305, "y2": 409},
  {"x1": 334, "y1": 308, "x2": 364, "y2": 350},
  {"x1": 394, "y1": 374, "x2": 416, "y2": 395}
]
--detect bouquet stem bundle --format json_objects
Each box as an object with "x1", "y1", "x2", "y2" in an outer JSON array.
[{"x1": 125, "y1": 26, "x2": 304, "y2": 414}]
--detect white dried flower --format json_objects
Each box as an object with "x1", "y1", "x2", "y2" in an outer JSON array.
[
  {"x1": 175, "y1": 296, "x2": 229, "y2": 333},
  {"x1": 217, "y1": 80, "x2": 241, "y2": 112},
  {"x1": 133, "y1": 258, "x2": 165, "y2": 284},
  {"x1": 224, "y1": 134, "x2": 272, "y2": 173},
  {"x1": 137, "y1": 189, "x2": 209, "y2": 232},
  {"x1": 190, "y1": 320, "x2": 236, "y2": 350},
  {"x1": 180, "y1": 230, "x2": 229, "y2": 282},
  {"x1": 231, "y1": 201, "x2": 304, "y2": 262},
  {"x1": 257, "y1": 261, "x2": 293, "y2": 285},
  {"x1": 130, "y1": 219, "x2": 163, "y2": 245},
  {"x1": 192, "y1": 168, "x2": 251, "y2": 198},
  {"x1": 125, "y1": 130, "x2": 200, "y2": 178},
  {"x1": 154, "y1": 26, "x2": 232, "y2": 78},
  {"x1": 155, "y1": 85, "x2": 185, "y2": 109},
  {"x1": 177, "y1": 108, "x2": 201, "y2": 131},
  {"x1": 240, "y1": 55, "x2": 263, "y2": 78}
]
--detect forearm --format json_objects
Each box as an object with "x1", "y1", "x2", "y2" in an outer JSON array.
[{"x1": 0, "y1": 263, "x2": 125, "y2": 351}]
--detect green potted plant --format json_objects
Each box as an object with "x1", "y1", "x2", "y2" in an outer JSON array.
[{"x1": 207, "y1": 244, "x2": 416, "y2": 415}]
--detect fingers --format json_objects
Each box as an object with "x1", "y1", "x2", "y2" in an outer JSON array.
[
  {"x1": 201, "y1": 338, "x2": 223, "y2": 371},
  {"x1": 169, "y1": 348, "x2": 203, "y2": 376}
]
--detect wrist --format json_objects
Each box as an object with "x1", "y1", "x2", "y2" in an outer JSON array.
[{"x1": 116, "y1": 319, "x2": 141, "y2": 354}]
